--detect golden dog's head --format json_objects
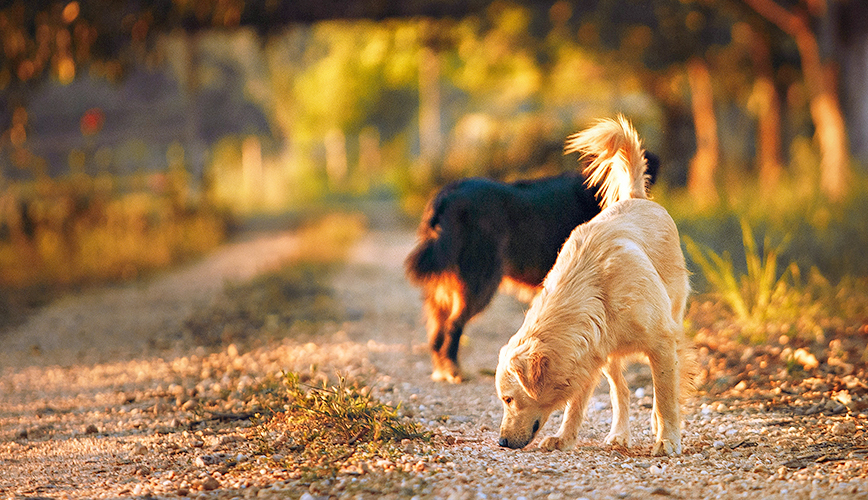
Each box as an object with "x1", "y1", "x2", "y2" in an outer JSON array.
[
  {"x1": 495, "y1": 336, "x2": 568, "y2": 449},
  {"x1": 495, "y1": 255, "x2": 605, "y2": 449}
]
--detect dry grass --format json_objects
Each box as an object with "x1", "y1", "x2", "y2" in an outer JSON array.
[
  {"x1": 254, "y1": 371, "x2": 429, "y2": 480},
  {"x1": 0, "y1": 174, "x2": 226, "y2": 287}
]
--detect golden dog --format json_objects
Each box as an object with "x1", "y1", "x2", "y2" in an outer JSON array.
[{"x1": 495, "y1": 116, "x2": 696, "y2": 456}]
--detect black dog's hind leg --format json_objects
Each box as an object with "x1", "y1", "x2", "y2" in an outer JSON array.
[
  {"x1": 428, "y1": 235, "x2": 503, "y2": 383},
  {"x1": 424, "y1": 285, "x2": 464, "y2": 383}
]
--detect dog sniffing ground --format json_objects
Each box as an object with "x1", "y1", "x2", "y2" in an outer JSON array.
[
  {"x1": 496, "y1": 118, "x2": 694, "y2": 456},
  {"x1": 1, "y1": 212, "x2": 868, "y2": 499}
]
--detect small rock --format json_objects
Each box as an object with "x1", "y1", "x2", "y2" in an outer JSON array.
[
  {"x1": 831, "y1": 420, "x2": 857, "y2": 436},
  {"x1": 219, "y1": 434, "x2": 243, "y2": 446},
  {"x1": 200, "y1": 476, "x2": 220, "y2": 491},
  {"x1": 713, "y1": 440, "x2": 726, "y2": 449},
  {"x1": 793, "y1": 348, "x2": 819, "y2": 370},
  {"x1": 651, "y1": 487, "x2": 672, "y2": 496},
  {"x1": 227, "y1": 344, "x2": 239, "y2": 358},
  {"x1": 84, "y1": 424, "x2": 99, "y2": 434},
  {"x1": 132, "y1": 444, "x2": 148, "y2": 455},
  {"x1": 402, "y1": 439, "x2": 416, "y2": 455}
]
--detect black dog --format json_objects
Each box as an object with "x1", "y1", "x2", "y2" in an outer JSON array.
[{"x1": 405, "y1": 152, "x2": 659, "y2": 383}]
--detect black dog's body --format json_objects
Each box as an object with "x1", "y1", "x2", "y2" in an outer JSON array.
[{"x1": 406, "y1": 153, "x2": 659, "y2": 382}]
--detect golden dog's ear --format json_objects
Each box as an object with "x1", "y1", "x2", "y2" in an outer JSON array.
[{"x1": 509, "y1": 346, "x2": 550, "y2": 401}]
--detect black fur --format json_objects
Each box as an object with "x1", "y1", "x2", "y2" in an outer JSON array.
[{"x1": 406, "y1": 152, "x2": 660, "y2": 382}]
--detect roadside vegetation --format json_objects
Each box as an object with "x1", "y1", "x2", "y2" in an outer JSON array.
[
  {"x1": 253, "y1": 372, "x2": 430, "y2": 480},
  {"x1": 0, "y1": 172, "x2": 227, "y2": 327}
]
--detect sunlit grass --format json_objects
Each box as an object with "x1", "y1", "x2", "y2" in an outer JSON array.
[
  {"x1": 254, "y1": 371, "x2": 429, "y2": 480},
  {"x1": 662, "y1": 172, "x2": 868, "y2": 282},
  {"x1": 668, "y1": 172, "x2": 868, "y2": 344},
  {"x1": 683, "y1": 219, "x2": 808, "y2": 342},
  {"x1": 0, "y1": 189, "x2": 226, "y2": 288},
  {"x1": 683, "y1": 220, "x2": 789, "y2": 323},
  {"x1": 294, "y1": 212, "x2": 367, "y2": 264}
]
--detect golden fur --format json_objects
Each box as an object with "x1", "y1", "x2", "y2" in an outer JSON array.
[{"x1": 495, "y1": 116, "x2": 696, "y2": 456}]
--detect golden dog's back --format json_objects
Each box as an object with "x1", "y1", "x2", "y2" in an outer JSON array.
[{"x1": 584, "y1": 198, "x2": 689, "y2": 324}]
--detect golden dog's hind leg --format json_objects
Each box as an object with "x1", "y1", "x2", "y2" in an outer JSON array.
[
  {"x1": 649, "y1": 345, "x2": 682, "y2": 456},
  {"x1": 602, "y1": 356, "x2": 631, "y2": 447},
  {"x1": 539, "y1": 373, "x2": 599, "y2": 451}
]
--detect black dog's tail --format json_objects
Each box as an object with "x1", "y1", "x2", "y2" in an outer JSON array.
[
  {"x1": 405, "y1": 187, "x2": 462, "y2": 284},
  {"x1": 644, "y1": 151, "x2": 660, "y2": 187}
]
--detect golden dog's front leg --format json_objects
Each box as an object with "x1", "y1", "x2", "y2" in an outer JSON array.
[{"x1": 539, "y1": 377, "x2": 597, "y2": 451}]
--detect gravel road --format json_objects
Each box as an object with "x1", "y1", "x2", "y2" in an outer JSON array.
[{"x1": 1, "y1": 212, "x2": 867, "y2": 500}]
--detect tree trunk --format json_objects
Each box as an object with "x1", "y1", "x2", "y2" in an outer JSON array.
[
  {"x1": 742, "y1": 0, "x2": 850, "y2": 200},
  {"x1": 418, "y1": 21, "x2": 443, "y2": 183},
  {"x1": 686, "y1": 58, "x2": 719, "y2": 204},
  {"x1": 748, "y1": 27, "x2": 783, "y2": 190},
  {"x1": 324, "y1": 128, "x2": 348, "y2": 189},
  {"x1": 181, "y1": 31, "x2": 207, "y2": 183}
]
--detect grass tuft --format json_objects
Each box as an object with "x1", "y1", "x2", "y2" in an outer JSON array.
[
  {"x1": 684, "y1": 219, "x2": 806, "y2": 342},
  {"x1": 255, "y1": 371, "x2": 429, "y2": 479},
  {"x1": 683, "y1": 219, "x2": 791, "y2": 324},
  {"x1": 683, "y1": 218, "x2": 868, "y2": 344}
]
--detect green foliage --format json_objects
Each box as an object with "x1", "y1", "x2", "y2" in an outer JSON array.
[
  {"x1": 682, "y1": 210, "x2": 868, "y2": 343},
  {"x1": 665, "y1": 171, "x2": 868, "y2": 283},
  {"x1": 683, "y1": 219, "x2": 795, "y2": 331},
  {"x1": 255, "y1": 371, "x2": 429, "y2": 479}
]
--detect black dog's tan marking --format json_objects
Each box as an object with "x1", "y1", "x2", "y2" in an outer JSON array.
[{"x1": 405, "y1": 153, "x2": 659, "y2": 382}]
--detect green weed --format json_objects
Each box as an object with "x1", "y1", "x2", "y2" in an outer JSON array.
[
  {"x1": 255, "y1": 371, "x2": 429, "y2": 479},
  {"x1": 682, "y1": 216, "x2": 868, "y2": 344},
  {"x1": 683, "y1": 219, "x2": 804, "y2": 341}
]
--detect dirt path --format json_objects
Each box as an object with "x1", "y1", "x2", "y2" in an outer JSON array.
[
  {"x1": 1, "y1": 218, "x2": 867, "y2": 499},
  {"x1": 0, "y1": 230, "x2": 303, "y2": 370}
]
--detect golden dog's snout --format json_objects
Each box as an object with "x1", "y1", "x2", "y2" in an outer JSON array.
[{"x1": 497, "y1": 419, "x2": 540, "y2": 449}]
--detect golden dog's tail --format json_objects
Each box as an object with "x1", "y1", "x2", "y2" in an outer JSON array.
[{"x1": 564, "y1": 115, "x2": 649, "y2": 209}]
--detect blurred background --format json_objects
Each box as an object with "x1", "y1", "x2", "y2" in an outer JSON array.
[{"x1": 1, "y1": 0, "x2": 867, "y2": 336}]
